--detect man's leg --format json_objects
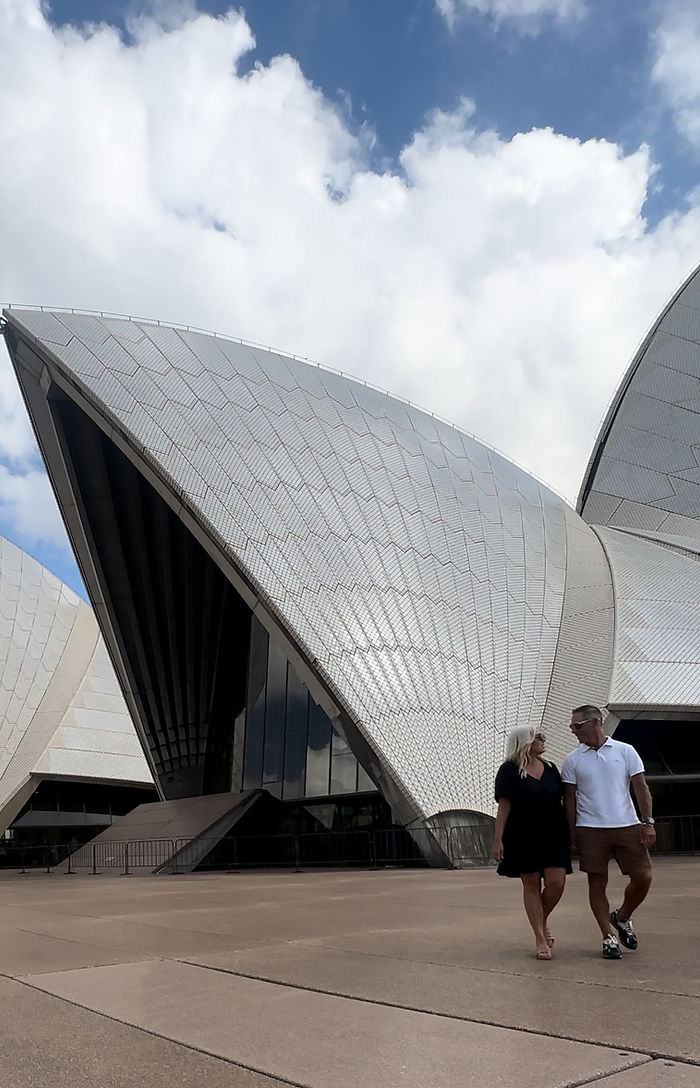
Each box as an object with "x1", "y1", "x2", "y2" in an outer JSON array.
[
  {"x1": 587, "y1": 871, "x2": 616, "y2": 938},
  {"x1": 610, "y1": 829, "x2": 653, "y2": 949},
  {"x1": 618, "y1": 867, "x2": 652, "y2": 921},
  {"x1": 578, "y1": 830, "x2": 621, "y2": 958},
  {"x1": 613, "y1": 829, "x2": 653, "y2": 921}
]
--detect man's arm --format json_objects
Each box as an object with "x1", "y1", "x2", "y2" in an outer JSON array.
[
  {"x1": 631, "y1": 772, "x2": 656, "y2": 848},
  {"x1": 564, "y1": 783, "x2": 577, "y2": 852}
]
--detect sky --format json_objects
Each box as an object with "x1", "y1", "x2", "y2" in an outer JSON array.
[{"x1": 2, "y1": 0, "x2": 700, "y2": 595}]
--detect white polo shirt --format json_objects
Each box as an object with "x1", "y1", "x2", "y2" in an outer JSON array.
[{"x1": 560, "y1": 737, "x2": 644, "y2": 828}]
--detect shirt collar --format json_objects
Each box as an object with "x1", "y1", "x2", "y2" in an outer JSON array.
[{"x1": 581, "y1": 736, "x2": 612, "y2": 752}]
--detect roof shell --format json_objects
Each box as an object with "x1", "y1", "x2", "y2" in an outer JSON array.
[
  {"x1": 594, "y1": 526, "x2": 700, "y2": 711},
  {"x1": 2, "y1": 307, "x2": 615, "y2": 819},
  {"x1": 0, "y1": 535, "x2": 152, "y2": 832},
  {"x1": 579, "y1": 261, "x2": 700, "y2": 537}
]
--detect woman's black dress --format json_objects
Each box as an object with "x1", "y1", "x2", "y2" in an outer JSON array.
[{"x1": 494, "y1": 759, "x2": 572, "y2": 877}]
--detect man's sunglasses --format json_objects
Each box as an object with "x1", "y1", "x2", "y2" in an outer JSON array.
[{"x1": 571, "y1": 717, "x2": 595, "y2": 730}]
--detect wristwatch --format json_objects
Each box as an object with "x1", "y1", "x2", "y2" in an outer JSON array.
[{"x1": 641, "y1": 817, "x2": 655, "y2": 825}]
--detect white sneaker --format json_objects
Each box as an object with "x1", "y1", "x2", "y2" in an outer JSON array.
[{"x1": 602, "y1": 935, "x2": 621, "y2": 959}]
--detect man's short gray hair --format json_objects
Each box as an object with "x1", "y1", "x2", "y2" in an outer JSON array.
[{"x1": 572, "y1": 704, "x2": 603, "y2": 721}]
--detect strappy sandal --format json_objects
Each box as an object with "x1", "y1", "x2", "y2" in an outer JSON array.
[
  {"x1": 535, "y1": 948, "x2": 553, "y2": 960},
  {"x1": 545, "y1": 931, "x2": 555, "y2": 948}
]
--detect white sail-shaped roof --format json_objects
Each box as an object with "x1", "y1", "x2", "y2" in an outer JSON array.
[
  {"x1": 580, "y1": 261, "x2": 700, "y2": 537},
  {"x1": 0, "y1": 536, "x2": 152, "y2": 832},
  {"x1": 2, "y1": 307, "x2": 615, "y2": 819},
  {"x1": 593, "y1": 527, "x2": 700, "y2": 711},
  {"x1": 577, "y1": 262, "x2": 700, "y2": 716}
]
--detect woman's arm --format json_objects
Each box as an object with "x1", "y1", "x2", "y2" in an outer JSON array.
[
  {"x1": 492, "y1": 798, "x2": 511, "y2": 861},
  {"x1": 564, "y1": 783, "x2": 577, "y2": 852}
]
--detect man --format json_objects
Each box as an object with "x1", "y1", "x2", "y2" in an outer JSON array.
[{"x1": 561, "y1": 705, "x2": 655, "y2": 960}]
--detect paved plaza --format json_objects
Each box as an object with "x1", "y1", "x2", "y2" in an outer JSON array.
[{"x1": 0, "y1": 856, "x2": 698, "y2": 1087}]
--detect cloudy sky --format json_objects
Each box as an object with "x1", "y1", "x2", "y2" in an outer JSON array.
[{"x1": 2, "y1": 0, "x2": 700, "y2": 594}]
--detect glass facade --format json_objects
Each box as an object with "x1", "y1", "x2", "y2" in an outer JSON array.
[
  {"x1": 615, "y1": 719, "x2": 700, "y2": 779},
  {"x1": 43, "y1": 396, "x2": 374, "y2": 805},
  {"x1": 237, "y1": 617, "x2": 372, "y2": 800}
]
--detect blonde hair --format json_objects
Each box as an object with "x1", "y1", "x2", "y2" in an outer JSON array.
[{"x1": 505, "y1": 725, "x2": 537, "y2": 778}]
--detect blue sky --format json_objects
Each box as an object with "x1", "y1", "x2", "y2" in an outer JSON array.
[
  {"x1": 44, "y1": 0, "x2": 695, "y2": 218},
  {"x1": 2, "y1": 0, "x2": 700, "y2": 595}
]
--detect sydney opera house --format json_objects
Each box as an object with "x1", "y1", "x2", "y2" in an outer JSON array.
[
  {"x1": 2, "y1": 263, "x2": 700, "y2": 865},
  {"x1": 0, "y1": 535, "x2": 153, "y2": 853}
]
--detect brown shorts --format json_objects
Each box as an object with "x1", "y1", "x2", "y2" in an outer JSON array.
[{"x1": 576, "y1": 825, "x2": 652, "y2": 876}]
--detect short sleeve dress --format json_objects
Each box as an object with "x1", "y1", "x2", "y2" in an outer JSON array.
[{"x1": 494, "y1": 759, "x2": 572, "y2": 877}]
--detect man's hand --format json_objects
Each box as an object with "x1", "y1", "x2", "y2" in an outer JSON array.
[
  {"x1": 491, "y1": 838, "x2": 504, "y2": 863},
  {"x1": 570, "y1": 834, "x2": 579, "y2": 856},
  {"x1": 640, "y1": 824, "x2": 656, "y2": 849}
]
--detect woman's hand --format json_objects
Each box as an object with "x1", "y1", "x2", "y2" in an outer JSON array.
[{"x1": 492, "y1": 798, "x2": 510, "y2": 863}]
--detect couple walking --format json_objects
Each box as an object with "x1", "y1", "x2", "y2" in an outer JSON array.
[{"x1": 492, "y1": 705, "x2": 655, "y2": 960}]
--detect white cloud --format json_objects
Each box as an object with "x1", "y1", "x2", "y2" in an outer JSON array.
[
  {"x1": 0, "y1": 465, "x2": 66, "y2": 547},
  {"x1": 435, "y1": 0, "x2": 586, "y2": 31},
  {"x1": 1, "y1": 0, "x2": 700, "y2": 574},
  {"x1": 652, "y1": 0, "x2": 700, "y2": 149}
]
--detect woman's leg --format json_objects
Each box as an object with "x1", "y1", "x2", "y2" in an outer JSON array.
[
  {"x1": 521, "y1": 872, "x2": 549, "y2": 953},
  {"x1": 541, "y1": 867, "x2": 566, "y2": 943}
]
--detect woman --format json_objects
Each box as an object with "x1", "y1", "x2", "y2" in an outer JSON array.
[{"x1": 492, "y1": 726, "x2": 571, "y2": 960}]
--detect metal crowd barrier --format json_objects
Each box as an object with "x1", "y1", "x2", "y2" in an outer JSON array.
[
  {"x1": 66, "y1": 838, "x2": 177, "y2": 874},
  {"x1": 653, "y1": 814, "x2": 700, "y2": 854},
  {"x1": 7, "y1": 817, "x2": 695, "y2": 877},
  {"x1": 373, "y1": 828, "x2": 430, "y2": 866},
  {"x1": 448, "y1": 824, "x2": 493, "y2": 867},
  {"x1": 1, "y1": 827, "x2": 491, "y2": 875},
  {"x1": 169, "y1": 830, "x2": 377, "y2": 873},
  {"x1": 0, "y1": 843, "x2": 62, "y2": 872},
  {"x1": 60, "y1": 827, "x2": 475, "y2": 874}
]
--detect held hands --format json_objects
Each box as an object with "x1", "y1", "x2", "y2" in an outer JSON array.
[
  {"x1": 491, "y1": 838, "x2": 504, "y2": 863},
  {"x1": 570, "y1": 834, "x2": 579, "y2": 857}
]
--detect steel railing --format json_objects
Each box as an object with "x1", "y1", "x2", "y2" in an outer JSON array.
[
  {"x1": 652, "y1": 814, "x2": 700, "y2": 855},
  {"x1": 4, "y1": 815, "x2": 696, "y2": 876},
  {"x1": 0, "y1": 843, "x2": 63, "y2": 872}
]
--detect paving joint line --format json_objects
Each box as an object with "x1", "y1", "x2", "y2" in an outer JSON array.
[
  {"x1": 559, "y1": 1062, "x2": 651, "y2": 1088},
  {"x1": 301, "y1": 940, "x2": 700, "y2": 999},
  {"x1": 5, "y1": 972, "x2": 309, "y2": 1088},
  {"x1": 177, "y1": 958, "x2": 700, "y2": 1066}
]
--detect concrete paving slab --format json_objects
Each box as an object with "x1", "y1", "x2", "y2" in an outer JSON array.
[
  {"x1": 304, "y1": 918, "x2": 700, "y2": 996},
  {"x1": 116, "y1": 902, "x2": 401, "y2": 941},
  {"x1": 0, "y1": 977, "x2": 286, "y2": 1088},
  {"x1": 20, "y1": 958, "x2": 650, "y2": 1088},
  {"x1": 181, "y1": 943, "x2": 700, "y2": 1064},
  {"x1": 0, "y1": 925, "x2": 139, "y2": 976},
  {"x1": 2, "y1": 913, "x2": 254, "y2": 960},
  {"x1": 2, "y1": 860, "x2": 699, "y2": 1088},
  {"x1": 598, "y1": 1060, "x2": 700, "y2": 1086}
]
